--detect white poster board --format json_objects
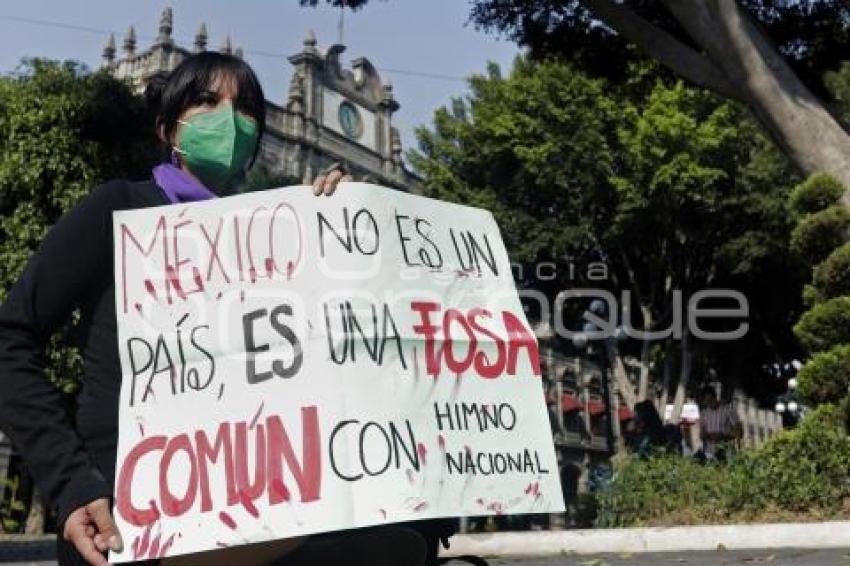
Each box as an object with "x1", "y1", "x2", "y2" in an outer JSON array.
[{"x1": 110, "y1": 183, "x2": 564, "y2": 561}]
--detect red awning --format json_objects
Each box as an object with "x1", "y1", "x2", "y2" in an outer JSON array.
[
  {"x1": 618, "y1": 405, "x2": 635, "y2": 421},
  {"x1": 561, "y1": 393, "x2": 582, "y2": 413},
  {"x1": 585, "y1": 399, "x2": 607, "y2": 416}
]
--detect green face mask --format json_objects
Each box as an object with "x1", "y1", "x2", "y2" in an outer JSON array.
[{"x1": 175, "y1": 102, "x2": 259, "y2": 190}]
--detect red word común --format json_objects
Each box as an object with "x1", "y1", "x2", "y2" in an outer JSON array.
[{"x1": 115, "y1": 406, "x2": 321, "y2": 527}]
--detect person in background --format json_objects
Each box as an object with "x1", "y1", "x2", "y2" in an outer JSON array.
[
  {"x1": 697, "y1": 386, "x2": 742, "y2": 462},
  {"x1": 624, "y1": 400, "x2": 669, "y2": 458}
]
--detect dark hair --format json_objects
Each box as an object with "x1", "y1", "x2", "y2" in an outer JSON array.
[
  {"x1": 699, "y1": 386, "x2": 717, "y2": 399},
  {"x1": 633, "y1": 400, "x2": 666, "y2": 446},
  {"x1": 144, "y1": 51, "x2": 266, "y2": 165}
]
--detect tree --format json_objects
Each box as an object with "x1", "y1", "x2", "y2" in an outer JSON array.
[
  {"x1": 605, "y1": 69, "x2": 803, "y2": 417},
  {"x1": 0, "y1": 59, "x2": 157, "y2": 396},
  {"x1": 410, "y1": 55, "x2": 803, "y2": 418},
  {"x1": 307, "y1": 0, "x2": 850, "y2": 200},
  {"x1": 782, "y1": 173, "x2": 850, "y2": 428}
]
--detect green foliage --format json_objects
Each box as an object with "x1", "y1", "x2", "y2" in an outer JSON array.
[
  {"x1": 794, "y1": 296, "x2": 850, "y2": 353},
  {"x1": 789, "y1": 205, "x2": 850, "y2": 266},
  {"x1": 412, "y1": 54, "x2": 802, "y2": 397},
  {"x1": 411, "y1": 56, "x2": 618, "y2": 271},
  {"x1": 609, "y1": 77, "x2": 798, "y2": 290},
  {"x1": 594, "y1": 454, "x2": 727, "y2": 527},
  {"x1": 0, "y1": 59, "x2": 156, "y2": 392},
  {"x1": 596, "y1": 405, "x2": 850, "y2": 526},
  {"x1": 788, "y1": 173, "x2": 845, "y2": 216},
  {"x1": 0, "y1": 474, "x2": 26, "y2": 533},
  {"x1": 412, "y1": 55, "x2": 797, "y2": 285},
  {"x1": 825, "y1": 61, "x2": 850, "y2": 127},
  {"x1": 736, "y1": 405, "x2": 850, "y2": 511},
  {"x1": 468, "y1": 1, "x2": 850, "y2": 99},
  {"x1": 812, "y1": 243, "x2": 850, "y2": 300},
  {"x1": 802, "y1": 283, "x2": 822, "y2": 307},
  {"x1": 788, "y1": 174, "x2": 850, "y2": 412},
  {"x1": 797, "y1": 345, "x2": 850, "y2": 406},
  {"x1": 788, "y1": 174, "x2": 850, "y2": 414}
]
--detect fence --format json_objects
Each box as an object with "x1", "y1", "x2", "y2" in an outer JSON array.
[{"x1": 732, "y1": 391, "x2": 785, "y2": 449}]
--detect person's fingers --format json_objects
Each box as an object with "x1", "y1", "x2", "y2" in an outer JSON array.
[
  {"x1": 63, "y1": 508, "x2": 85, "y2": 541},
  {"x1": 323, "y1": 169, "x2": 344, "y2": 196},
  {"x1": 65, "y1": 518, "x2": 108, "y2": 566},
  {"x1": 74, "y1": 531, "x2": 109, "y2": 566},
  {"x1": 85, "y1": 525, "x2": 95, "y2": 538},
  {"x1": 312, "y1": 175, "x2": 326, "y2": 196},
  {"x1": 93, "y1": 533, "x2": 109, "y2": 553},
  {"x1": 340, "y1": 174, "x2": 354, "y2": 183},
  {"x1": 87, "y1": 498, "x2": 123, "y2": 553}
]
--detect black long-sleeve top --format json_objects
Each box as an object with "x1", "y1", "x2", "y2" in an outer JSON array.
[{"x1": 0, "y1": 179, "x2": 168, "y2": 528}]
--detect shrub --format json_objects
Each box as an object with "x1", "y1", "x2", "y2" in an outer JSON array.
[
  {"x1": 797, "y1": 344, "x2": 850, "y2": 405},
  {"x1": 594, "y1": 454, "x2": 726, "y2": 527},
  {"x1": 793, "y1": 296, "x2": 850, "y2": 353},
  {"x1": 789, "y1": 205, "x2": 850, "y2": 266},
  {"x1": 813, "y1": 243, "x2": 850, "y2": 300},
  {"x1": 788, "y1": 173, "x2": 845, "y2": 216},
  {"x1": 740, "y1": 405, "x2": 850, "y2": 512},
  {"x1": 594, "y1": 405, "x2": 850, "y2": 526},
  {"x1": 802, "y1": 283, "x2": 822, "y2": 307}
]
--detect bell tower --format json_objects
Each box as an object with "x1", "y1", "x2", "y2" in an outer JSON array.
[
  {"x1": 276, "y1": 30, "x2": 414, "y2": 189},
  {"x1": 105, "y1": 9, "x2": 419, "y2": 192}
]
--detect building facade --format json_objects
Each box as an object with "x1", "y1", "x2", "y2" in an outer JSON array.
[{"x1": 102, "y1": 8, "x2": 419, "y2": 192}]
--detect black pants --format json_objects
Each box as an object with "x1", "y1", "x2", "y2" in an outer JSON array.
[
  {"x1": 274, "y1": 525, "x2": 428, "y2": 565},
  {"x1": 57, "y1": 525, "x2": 428, "y2": 566}
]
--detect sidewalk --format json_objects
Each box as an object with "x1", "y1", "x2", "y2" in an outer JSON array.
[
  {"x1": 441, "y1": 521, "x2": 850, "y2": 558},
  {"x1": 487, "y1": 548, "x2": 850, "y2": 565},
  {"x1": 5, "y1": 524, "x2": 850, "y2": 563}
]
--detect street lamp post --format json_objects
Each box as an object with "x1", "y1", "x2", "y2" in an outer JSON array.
[
  {"x1": 773, "y1": 359, "x2": 803, "y2": 427},
  {"x1": 571, "y1": 299, "x2": 627, "y2": 453}
]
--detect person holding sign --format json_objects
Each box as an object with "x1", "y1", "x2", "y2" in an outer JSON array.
[{"x1": 0, "y1": 52, "x2": 429, "y2": 565}]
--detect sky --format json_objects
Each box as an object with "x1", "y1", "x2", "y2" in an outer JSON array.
[{"x1": 0, "y1": 0, "x2": 520, "y2": 155}]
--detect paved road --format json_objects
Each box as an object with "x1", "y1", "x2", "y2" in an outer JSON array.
[
  {"x1": 5, "y1": 548, "x2": 850, "y2": 565},
  {"x1": 480, "y1": 548, "x2": 850, "y2": 565}
]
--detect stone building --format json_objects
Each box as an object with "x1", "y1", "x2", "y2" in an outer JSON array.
[{"x1": 101, "y1": 7, "x2": 419, "y2": 192}]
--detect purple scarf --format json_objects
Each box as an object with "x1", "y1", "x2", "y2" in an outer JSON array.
[{"x1": 152, "y1": 163, "x2": 217, "y2": 204}]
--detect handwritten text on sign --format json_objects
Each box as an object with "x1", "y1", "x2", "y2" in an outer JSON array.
[{"x1": 111, "y1": 183, "x2": 564, "y2": 562}]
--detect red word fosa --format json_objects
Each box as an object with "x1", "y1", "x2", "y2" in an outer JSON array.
[{"x1": 410, "y1": 302, "x2": 540, "y2": 378}]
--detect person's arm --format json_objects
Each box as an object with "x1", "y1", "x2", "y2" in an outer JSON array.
[
  {"x1": 700, "y1": 410, "x2": 720, "y2": 442},
  {"x1": 726, "y1": 405, "x2": 743, "y2": 440},
  {"x1": 0, "y1": 183, "x2": 123, "y2": 532},
  {"x1": 699, "y1": 412, "x2": 710, "y2": 441}
]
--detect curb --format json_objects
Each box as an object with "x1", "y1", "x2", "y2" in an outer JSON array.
[
  {"x1": 441, "y1": 522, "x2": 850, "y2": 557},
  {"x1": 0, "y1": 535, "x2": 55, "y2": 562}
]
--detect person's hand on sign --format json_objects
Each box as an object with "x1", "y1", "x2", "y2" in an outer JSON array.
[
  {"x1": 311, "y1": 162, "x2": 353, "y2": 196},
  {"x1": 63, "y1": 497, "x2": 123, "y2": 566}
]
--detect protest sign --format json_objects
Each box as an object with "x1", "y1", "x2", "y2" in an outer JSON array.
[{"x1": 110, "y1": 182, "x2": 564, "y2": 561}]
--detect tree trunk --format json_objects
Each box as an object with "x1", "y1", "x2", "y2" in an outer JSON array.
[
  {"x1": 657, "y1": 337, "x2": 674, "y2": 417},
  {"x1": 606, "y1": 341, "x2": 637, "y2": 408},
  {"x1": 670, "y1": 327, "x2": 692, "y2": 423},
  {"x1": 637, "y1": 304, "x2": 652, "y2": 402},
  {"x1": 663, "y1": 0, "x2": 850, "y2": 194},
  {"x1": 586, "y1": 0, "x2": 850, "y2": 194},
  {"x1": 24, "y1": 490, "x2": 44, "y2": 535}
]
